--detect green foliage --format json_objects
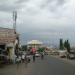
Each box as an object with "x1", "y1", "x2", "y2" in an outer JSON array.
[
  {"x1": 64, "y1": 40, "x2": 67, "y2": 48},
  {"x1": 38, "y1": 47, "x2": 45, "y2": 52},
  {"x1": 59, "y1": 39, "x2": 64, "y2": 50},
  {"x1": 66, "y1": 40, "x2": 70, "y2": 53},
  {"x1": 64, "y1": 40, "x2": 70, "y2": 53}
]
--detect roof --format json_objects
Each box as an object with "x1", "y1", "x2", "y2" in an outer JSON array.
[
  {"x1": 27, "y1": 40, "x2": 43, "y2": 45},
  {"x1": 0, "y1": 27, "x2": 17, "y2": 44}
]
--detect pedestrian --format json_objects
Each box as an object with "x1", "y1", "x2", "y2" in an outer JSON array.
[
  {"x1": 24, "y1": 53, "x2": 29, "y2": 68},
  {"x1": 31, "y1": 47, "x2": 36, "y2": 62},
  {"x1": 33, "y1": 54, "x2": 35, "y2": 62}
]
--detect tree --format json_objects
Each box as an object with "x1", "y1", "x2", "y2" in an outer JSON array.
[
  {"x1": 64, "y1": 40, "x2": 70, "y2": 53},
  {"x1": 38, "y1": 47, "x2": 45, "y2": 53},
  {"x1": 66, "y1": 40, "x2": 70, "y2": 53},
  {"x1": 59, "y1": 39, "x2": 64, "y2": 50},
  {"x1": 64, "y1": 40, "x2": 67, "y2": 48}
]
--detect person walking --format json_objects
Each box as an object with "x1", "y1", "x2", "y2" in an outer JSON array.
[
  {"x1": 33, "y1": 54, "x2": 35, "y2": 62},
  {"x1": 31, "y1": 47, "x2": 36, "y2": 62},
  {"x1": 24, "y1": 55, "x2": 27, "y2": 67}
]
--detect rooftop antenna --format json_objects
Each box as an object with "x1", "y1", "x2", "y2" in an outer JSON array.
[{"x1": 13, "y1": 11, "x2": 17, "y2": 33}]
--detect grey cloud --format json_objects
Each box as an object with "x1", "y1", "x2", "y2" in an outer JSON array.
[
  {"x1": 25, "y1": 8, "x2": 39, "y2": 15},
  {"x1": 16, "y1": 0, "x2": 29, "y2": 4},
  {"x1": 39, "y1": 0, "x2": 53, "y2": 9},
  {"x1": 56, "y1": 0, "x2": 65, "y2": 6},
  {"x1": 0, "y1": 0, "x2": 23, "y2": 12},
  {"x1": 0, "y1": 0, "x2": 66, "y2": 13},
  {"x1": 40, "y1": 0, "x2": 66, "y2": 12},
  {"x1": 0, "y1": 4, "x2": 17, "y2": 12}
]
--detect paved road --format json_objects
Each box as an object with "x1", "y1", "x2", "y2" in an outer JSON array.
[{"x1": 0, "y1": 55, "x2": 75, "y2": 75}]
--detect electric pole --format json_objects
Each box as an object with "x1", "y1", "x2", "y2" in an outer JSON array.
[{"x1": 13, "y1": 11, "x2": 17, "y2": 33}]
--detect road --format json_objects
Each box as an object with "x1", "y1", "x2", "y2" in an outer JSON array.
[{"x1": 0, "y1": 55, "x2": 75, "y2": 75}]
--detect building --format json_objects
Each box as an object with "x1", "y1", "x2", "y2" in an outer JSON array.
[
  {"x1": 27, "y1": 40, "x2": 43, "y2": 50},
  {"x1": 0, "y1": 27, "x2": 19, "y2": 62}
]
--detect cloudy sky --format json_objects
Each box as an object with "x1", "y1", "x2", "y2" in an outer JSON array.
[{"x1": 0, "y1": 0, "x2": 75, "y2": 47}]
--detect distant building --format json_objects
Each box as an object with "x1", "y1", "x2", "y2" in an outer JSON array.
[
  {"x1": 27, "y1": 40, "x2": 43, "y2": 50},
  {"x1": 0, "y1": 27, "x2": 19, "y2": 62}
]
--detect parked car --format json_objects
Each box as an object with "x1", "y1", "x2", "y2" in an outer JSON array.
[
  {"x1": 35, "y1": 52, "x2": 40, "y2": 57},
  {"x1": 67, "y1": 52, "x2": 75, "y2": 59},
  {"x1": 58, "y1": 50, "x2": 67, "y2": 58}
]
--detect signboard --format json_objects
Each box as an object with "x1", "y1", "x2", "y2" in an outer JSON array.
[{"x1": 0, "y1": 28, "x2": 16, "y2": 44}]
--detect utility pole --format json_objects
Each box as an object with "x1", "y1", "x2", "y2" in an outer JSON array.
[
  {"x1": 12, "y1": 11, "x2": 19, "y2": 57},
  {"x1": 13, "y1": 11, "x2": 17, "y2": 33}
]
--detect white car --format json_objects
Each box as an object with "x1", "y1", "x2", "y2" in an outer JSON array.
[
  {"x1": 58, "y1": 50, "x2": 67, "y2": 58},
  {"x1": 68, "y1": 52, "x2": 75, "y2": 59},
  {"x1": 35, "y1": 52, "x2": 40, "y2": 57}
]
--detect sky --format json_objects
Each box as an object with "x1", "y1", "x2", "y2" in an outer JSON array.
[{"x1": 0, "y1": 0, "x2": 75, "y2": 47}]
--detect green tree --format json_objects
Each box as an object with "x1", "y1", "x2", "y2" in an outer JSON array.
[
  {"x1": 64, "y1": 40, "x2": 67, "y2": 48},
  {"x1": 59, "y1": 39, "x2": 64, "y2": 50},
  {"x1": 64, "y1": 40, "x2": 70, "y2": 53},
  {"x1": 38, "y1": 47, "x2": 45, "y2": 52},
  {"x1": 66, "y1": 40, "x2": 70, "y2": 53}
]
